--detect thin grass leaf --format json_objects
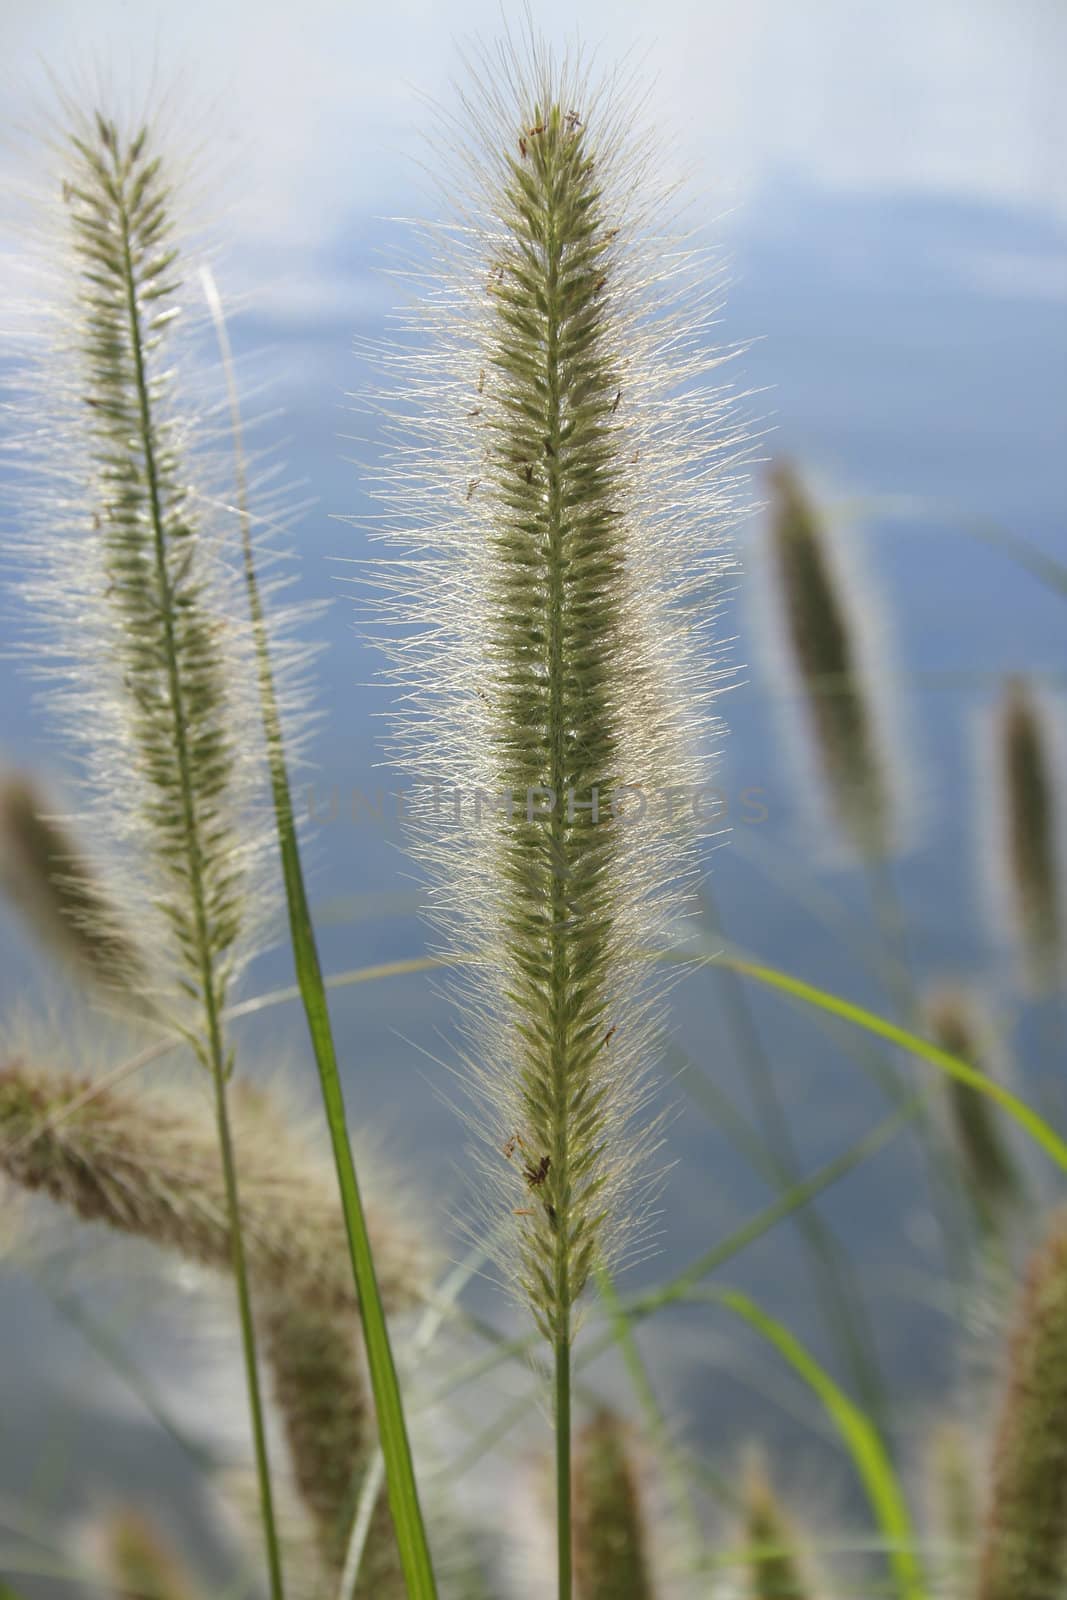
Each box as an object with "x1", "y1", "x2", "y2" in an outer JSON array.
[
  {"x1": 710, "y1": 954, "x2": 1067, "y2": 1173},
  {"x1": 200, "y1": 269, "x2": 437, "y2": 1599},
  {"x1": 697, "y1": 1289, "x2": 925, "y2": 1600}
]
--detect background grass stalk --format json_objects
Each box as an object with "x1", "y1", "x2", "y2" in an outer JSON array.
[{"x1": 201, "y1": 270, "x2": 437, "y2": 1599}]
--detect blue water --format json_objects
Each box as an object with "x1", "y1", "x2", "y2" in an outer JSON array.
[{"x1": 1, "y1": 172, "x2": 1065, "y2": 1581}]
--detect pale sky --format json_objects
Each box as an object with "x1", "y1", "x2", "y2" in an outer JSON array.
[{"x1": 2, "y1": 0, "x2": 1064, "y2": 326}]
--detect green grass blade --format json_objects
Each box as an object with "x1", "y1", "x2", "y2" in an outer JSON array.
[
  {"x1": 713, "y1": 954, "x2": 1067, "y2": 1174},
  {"x1": 202, "y1": 271, "x2": 437, "y2": 1600},
  {"x1": 699, "y1": 1288, "x2": 925, "y2": 1600}
]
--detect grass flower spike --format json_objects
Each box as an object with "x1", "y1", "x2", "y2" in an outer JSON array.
[
  {"x1": 978, "y1": 1209, "x2": 1067, "y2": 1600},
  {"x1": 97, "y1": 1509, "x2": 198, "y2": 1600},
  {"x1": 742, "y1": 1455, "x2": 812, "y2": 1600},
  {"x1": 368, "y1": 36, "x2": 740, "y2": 1591},
  {"x1": 571, "y1": 1413, "x2": 654, "y2": 1600},
  {"x1": 8, "y1": 103, "x2": 284, "y2": 1591},
  {"x1": 993, "y1": 676, "x2": 1063, "y2": 993},
  {"x1": 924, "y1": 988, "x2": 1020, "y2": 1231},
  {"x1": 0, "y1": 771, "x2": 147, "y2": 1002},
  {"x1": 765, "y1": 461, "x2": 892, "y2": 861}
]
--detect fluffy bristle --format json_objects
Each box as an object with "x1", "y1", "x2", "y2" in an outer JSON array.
[
  {"x1": 766, "y1": 460, "x2": 892, "y2": 861},
  {"x1": 6, "y1": 100, "x2": 278, "y2": 1033},
  {"x1": 977, "y1": 1209, "x2": 1067, "y2": 1599},
  {"x1": 361, "y1": 33, "x2": 743, "y2": 1339},
  {"x1": 0, "y1": 1059, "x2": 427, "y2": 1317}
]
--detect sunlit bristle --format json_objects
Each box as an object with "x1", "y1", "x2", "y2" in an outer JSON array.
[
  {"x1": 0, "y1": 1058, "x2": 427, "y2": 1319},
  {"x1": 6, "y1": 101, "x2": 280, "y2": 1037},
  {"x1": 361, "y1": 32, "x2": 743, "y2": 1342},
  {"x1": 766, "y1": 460, "x2": 893, "y2": 861}
]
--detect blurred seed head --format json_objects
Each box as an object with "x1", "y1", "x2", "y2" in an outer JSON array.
[
  {"x1": 992, "y1": 676, "x2": 1063, "y2": 994},
  {"x1": 0, "y1": 771, "x2": 150, "y2": 1007},
  {"x1": 925, "y1": 1420, "x2": 978, "y2": 1600},
  {"x1": 924, "y1": 986, "x2": 1021, "y2": 1230},
  {"x1": 263, "y1": 1299, "x2": 402, "y2": 1594},
  {"x1": 764, "y1": 460, "x2": 896, "y2": 862},
  {"x1": 0, "y1": 1054, "x2": 428, "y2": 1319},
  {"x1": 977, "y1": 1208, "x2": 1067, "y2": 1600},
  {"x1": 573, "y1": 1411, "x2": 655, "y2": 1600},
  {"x1": 742, "y1": 1451, "x2": 813, "y2": 1600},
  {"x1": 95, "y1": 1508, "x2": 197, "y2": 1600}
]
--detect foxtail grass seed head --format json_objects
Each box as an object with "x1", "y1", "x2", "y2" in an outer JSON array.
[
  {"x1": 262, "y1": 1299, "x2": 402, "y2": 1594},
  {"x1": 366, "y1": 36, "x2": 743, "y2": 1344},
  {"x1": 6, "y1": 102, "x2": 274, "y2": 1040},
  {"x1": 926, "y1": 1420, "x2": 978, "y2": 1599},
  {"x1": 977, "y1": 1209, "x2": 1067, "y2": 1600},
  {"x1": 765, "y1": 461, "x2": 892, "y2": 861},
  {"x1": 0, "y1": 1057, "x2": 427, "y2": 1319},
  {"x1": 572, "y1": 1412, "x2": 654, "y2": 1600},
  {"x1": 97, "y1": 1508, "x2": 197, "y2": 1600},
  {"x1": 0, "y1": 771, "x2": 148, "y2": 1003},
  {"x1": 924, "y1": 988, "x2": 1020, "y2": 1227},
  {"x1": 742, "y1": 1455, "x2": 811, "y2": 1600},
  {"x1": 994, "y1": 676, "x2": 1063, "y2": 993}
]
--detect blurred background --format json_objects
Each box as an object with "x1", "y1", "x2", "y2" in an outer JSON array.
[{"x1": 0, "y1": 0, "x2": 1064, "y2": 1589}]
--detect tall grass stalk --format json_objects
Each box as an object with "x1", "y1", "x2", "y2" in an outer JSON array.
[
  {"x1": 367, "y1": 35, "x2": 740, "y2": 1596},
  {"x1": 9, "y1": 106, "x2": 285, "y2": 1594}
]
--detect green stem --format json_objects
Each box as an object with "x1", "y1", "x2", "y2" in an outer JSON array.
[
  {"x1": 555, "y1": 1335, "x2": 573, "y2": 1600},
  {"x1": 114, "y1": 181, "x2": 284, "y2": 1600},
  {"x1": 543, "y1": 143, "x2": 576, "y2": 1600},
  {"x1": 201, "y1": 272, "x2": 437, "y2": 1599}
]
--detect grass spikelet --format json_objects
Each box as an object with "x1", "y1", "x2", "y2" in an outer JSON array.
[
  {"x1": 9, "y1": 100, "x2": 287, "y2": 1587},
  {"x1": 0, "y1": 771, "x2": 147, "y2": 1002},
  {"x1": 765, "y1": 460, "x2": 892, "y2": 860},
  {"x1": 97, "y1": 1508, "x2": 197, "y2": 1600},
  {"x1": 0, "y1": 1058, "x2": 426, "y2": 1317},
  {"x1": 0, "y1": 1056, "x2": 426, "y2": 1596},
  {"x1": 742, "y1": 1454, "x2": 812, "y2": 1600},
  {"x1": 977, "y1": 1209, "x2": 1067, "y2": 1600},
  {"x1": 9, "y1": 104, "x2": 272, "y2": 1032},
  {"x1": 572, "y1": 1412, "x2": 654, "y2": 1600},
  {"x1": 993, "y1": 676, "x2": 1063, "y2": 993},
  {"x1": 924, "y1": 988, "x2": 1021, "y2": 1229},
  {"x1": 262, "y1": 1300, "x2": 403, "y2": 1594}
]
